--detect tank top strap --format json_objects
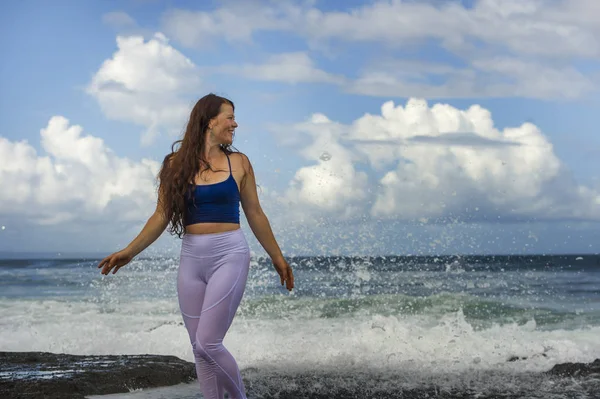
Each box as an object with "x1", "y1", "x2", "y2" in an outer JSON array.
[{"x1": 225, "y1": 153, "x2": 232, "y2": 175}]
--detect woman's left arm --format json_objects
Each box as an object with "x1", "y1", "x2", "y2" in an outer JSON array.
[{"x1": 238, "y1": 153, "x2": 294, "y2": 291}]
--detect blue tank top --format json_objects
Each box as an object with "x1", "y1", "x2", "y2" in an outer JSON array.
[{"x1": 184, "y1": 154, "x2": 240, "y2": 226}]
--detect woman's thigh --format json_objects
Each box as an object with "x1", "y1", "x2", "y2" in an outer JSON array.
[{"x1": 197, "y1": 251, "x2": 251, "y2": 340}]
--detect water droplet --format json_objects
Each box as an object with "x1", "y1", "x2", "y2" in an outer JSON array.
[{"x1": 319, "y1": 151, "x2": 332, "y2": 161}]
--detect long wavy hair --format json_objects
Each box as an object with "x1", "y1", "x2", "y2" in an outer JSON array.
[{"x1": 157, "y1": 93, "x2": 237, "y2": 238}]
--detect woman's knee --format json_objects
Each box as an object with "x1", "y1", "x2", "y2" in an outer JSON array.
[{"x1": 193, "y1": 335, "x2": 224, "y2": 359}]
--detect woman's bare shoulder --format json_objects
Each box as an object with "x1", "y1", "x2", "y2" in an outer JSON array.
[{"x1": 230, "y1": 151, "x2": 252, "y2": 170}]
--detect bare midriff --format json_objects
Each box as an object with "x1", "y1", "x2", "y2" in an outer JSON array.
[{"x1": 185, "y1": 222, "x2": 240, "y2": 235}]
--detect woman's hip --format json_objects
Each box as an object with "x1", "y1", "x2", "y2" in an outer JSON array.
[{"x1": 180, "y1": 228, "x2": 249, "y2": 259}]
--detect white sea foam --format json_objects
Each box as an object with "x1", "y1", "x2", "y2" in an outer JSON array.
[{"x1": 1, "y1": 298, "x2": 599, "y2": 375}]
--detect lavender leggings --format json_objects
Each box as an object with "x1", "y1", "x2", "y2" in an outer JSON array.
[{"x1": 177, "y1": 229, "x2": 250, "y2": 399}]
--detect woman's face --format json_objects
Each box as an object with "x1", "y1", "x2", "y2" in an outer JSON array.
[{"x1": 209, "y1": 103, "x2": 237, "y2": 145}]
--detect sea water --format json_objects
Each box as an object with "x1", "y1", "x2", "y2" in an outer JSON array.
[{"x1": 1, "y1": 253, "x2": 599, "y2": 398}]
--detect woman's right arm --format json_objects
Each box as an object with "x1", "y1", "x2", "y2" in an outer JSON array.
[{"x1": 98, "y1": 184, "x2": 170, "y2": 275}]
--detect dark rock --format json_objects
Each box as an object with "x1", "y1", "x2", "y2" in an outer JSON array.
[
  {"x1": 0, "y1": 351, "x2": 196, "y2": 399},
  {"x1": 242, "y1": 362, "x2": 600, "y2": 399},
  {"x1": 547, "y1": 358, "x2": 600, "y2": 378},
  {"x1": 2, "y1": 352, "x2": 599, "y2": 399},
  {"x1": 507, "y1": 353, "x2": 547, "y2": 362}
]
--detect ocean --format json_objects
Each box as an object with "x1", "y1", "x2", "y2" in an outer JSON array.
[{"x1": 1, "y1": 252, "x2": 600, "y2": 398}]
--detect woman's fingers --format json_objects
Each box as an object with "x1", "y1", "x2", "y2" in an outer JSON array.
[
  {"x1": 286, "y1": 268, "x2": 294, "y2": 290},
  {"x1": 278, "y1": 268, "x2": 291, "y2": 288},
  {"x1": 99, "y1": 252, "x2": 131, "y2": 275},
  {"x1": 281, "y1": 267, "x2": 294, "y2": 291},
  {"x1": 101, "y1": 259, "x2": 111, "y2": 275},
  {"x1": 97, "y1": 256, "x2": 110, "y2": 269},
  {"x1": 287, "y1": 268, "x2": 294, "y2": 290},
  {"x1": 99, "y1": 256, "x2": 116, "y2": 275}
]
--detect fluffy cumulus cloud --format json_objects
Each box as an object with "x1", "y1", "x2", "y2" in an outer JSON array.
[
  {"x1": 87, "y1": 33, "x2": 201, "y2": 145},
  {"x1": 0, "y1": 117, "x2": 159, "y2": 225},
  {"x1": 275, "y1": 99, "x2": 600, "y2": 224},
  {"x1": 162, "y1": 0, "x2": 600, "y2": 99},
  {"x1": 281, "y1": 114, "x2": 369, "y2": 221}
]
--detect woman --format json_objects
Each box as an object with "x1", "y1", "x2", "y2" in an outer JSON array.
[{"x1": 98, "y1": 93, "x2": 294, "y2": 399}]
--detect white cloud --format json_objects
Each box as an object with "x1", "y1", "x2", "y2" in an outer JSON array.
[
  {"x1": 464, "y1": 0, "x2": 600, "y2": 59},
  {"x1": 161, "y1": 0, "x2": 600, "y2": 58},
  {"x1": 471, "y1": 58, "x2": 592, "y2": 99},
  {"x1": 0, "y1": 117, "x2": 159, "y2": 225},
  {"x1": 87, "y1": 33, "x2": 201, "y2": 145},
  {"x1": 347, "y1": 57, "x2": 595, "y2": 99},
  {"x1": 161, "y1": 0, "x2": 600, "y2": 99},
  {"x1": 306, "y1": 0, "x2": 600, "y2": 59},
  {"x1": 102, "y1": 11, "x2": 137, "y2": 29},
  {"x1": 161, "y1": 4, "x2": 294, "y2": 47},
  {"x1": 273, "y1": 99, "x2": 600, "y2": 224},
  {"x1": 218, "y1": 52, "x2": 345, "y2": 85},
  {"x1": 101, "y1": 11, "x2": 153, "y2": 38},
  {"x1": 280, "y1": 114, "x2": 369, "y2": 221}
]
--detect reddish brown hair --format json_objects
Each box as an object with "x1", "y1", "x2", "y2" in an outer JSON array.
[{"x1": 157, "y1": 93, "x2": 237, "y2": 238}]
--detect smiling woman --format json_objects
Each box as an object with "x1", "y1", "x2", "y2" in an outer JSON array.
[{"x1": 97, "y1": 93, "x2": 294, "y2": 399}]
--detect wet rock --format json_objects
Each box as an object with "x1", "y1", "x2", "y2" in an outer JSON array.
[
  {"x1": 507, "y1": 353, "x2": 547, "y2": 362},
  {"x1": 547, "y1": 358, "x2": 600, "y2": 378},
  {"x1": 2, "y1": 352, "x2": 599, "y2": 399},
  {"x1": 242, "y1": 361, "x2": 600, "y2": 399},
  {"x1": 0, "y1": 351, "x2": 196, "y2": 399}
]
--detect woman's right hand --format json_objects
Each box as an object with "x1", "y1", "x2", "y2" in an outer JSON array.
[{"x1": 98, "y1": 249, "x2": 134, "y2": 275}]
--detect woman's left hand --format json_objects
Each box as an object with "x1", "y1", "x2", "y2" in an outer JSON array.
[{"x1": 272, "y1": 257, "x2": 294, "y2": 291}]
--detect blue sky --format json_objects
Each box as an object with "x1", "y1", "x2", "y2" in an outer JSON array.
[{"x1": 1, "y1": 0, "x2": 599, "y2": 256}]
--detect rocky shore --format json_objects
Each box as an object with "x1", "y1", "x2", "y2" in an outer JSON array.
[
  {"x1": 0, "y1": 351, "x2": 196, "y2": 399},
  {"x1": 1, "y1": 352, "x2": 599, "y2": 399}
]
